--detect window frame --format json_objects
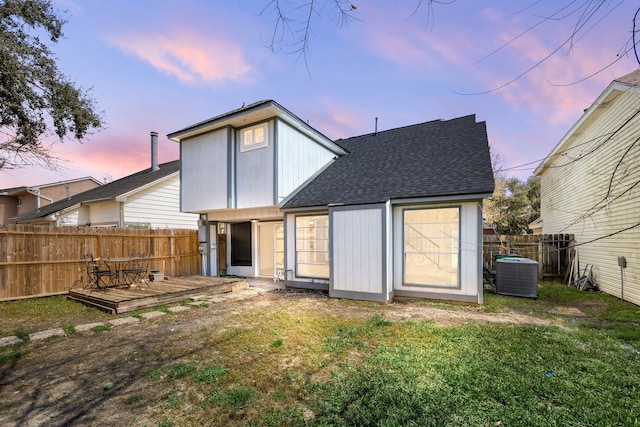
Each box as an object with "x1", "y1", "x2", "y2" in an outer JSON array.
[
  {"x1": 295, "y1": 214, "x2": 330, "y2": 279},
  {"x1": 402, "y1": 206, "x2": 461, "y2": 288},
  {"x1": 239, "y1": 122, "x2": 269, "y2": 152}
]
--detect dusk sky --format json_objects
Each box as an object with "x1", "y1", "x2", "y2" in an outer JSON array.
[{"x1": 2, "y1": 0, "x2": 637, "y2": 188}]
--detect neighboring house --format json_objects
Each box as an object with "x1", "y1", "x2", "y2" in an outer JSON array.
[
  {"x1": 169, "y1": 100, "x2": 494, "y2": 303},
  {"x1": 534, "y1": 69, "x2": 640, "y2": 305},
  {"x1": 0, "y1": 177, "x2": 101, "y2": 226},
  {"x1": 12, "y1": 134, "x2": 199, "y2": 229},
  {"x1": 528, "y1": 217, "x2": 543, "y2": 235}
]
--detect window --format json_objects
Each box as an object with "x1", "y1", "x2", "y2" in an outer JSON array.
[
  {"x1": 240, "y1": 123, "x2": 268, "y2": 152},
  {"x1": 404, "y1": 207, "x2": 459, "y2": 286},
  {"x1": 296, "y1": 215, "x2": 329, "y2": 278},
  {"x1": 17, "y1": 197, "x2": 23, "y2": 207}
]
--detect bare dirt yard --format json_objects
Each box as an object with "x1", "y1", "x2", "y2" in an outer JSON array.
[{"x1": 0, "y1": 288, "x2": 561, "y2": 426}]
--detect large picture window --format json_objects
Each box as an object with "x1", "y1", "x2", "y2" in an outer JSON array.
[
  {"x1": 404, "y1": 207, "x2": 459, "y2": 286},
  {"x1": 296, "y1": 215, "x2": 329, "y2": 278}
]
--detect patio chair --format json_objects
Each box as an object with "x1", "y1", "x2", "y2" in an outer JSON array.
[
  {"x1": 84, "y1": 254, "x2": 118, "y2": 290},
  {"x1": 121, "y1": 253, "x2": 150, "y2": 288}
]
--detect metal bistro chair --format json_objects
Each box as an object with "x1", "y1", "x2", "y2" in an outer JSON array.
[
  {"x1": 121, "y1": 253, "x2": 150, "y2": 288},
  {"x1": 84, "y1": 254, "x2": 118, "y2": 291}
]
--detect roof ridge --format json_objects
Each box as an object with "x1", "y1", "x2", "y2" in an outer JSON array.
[{"x1": 335, "y1": 114, "x2": 477, "y2": 143}]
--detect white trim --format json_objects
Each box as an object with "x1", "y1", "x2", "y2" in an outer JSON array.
[{"x1": 534, "y1": 80, "x2": 630, "y2": 176}]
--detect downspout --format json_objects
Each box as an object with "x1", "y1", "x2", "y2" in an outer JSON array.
[
  {"x1": 26, "y1": 188, "x2": 53, "y2": 210},
  {"x1": 119, "y1": 202, "x2": 125, "y2": 228}
]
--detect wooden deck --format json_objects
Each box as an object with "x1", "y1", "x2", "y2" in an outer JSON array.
[{"x1": 68, "y1": 276, "x2": 247, "y2": 314}]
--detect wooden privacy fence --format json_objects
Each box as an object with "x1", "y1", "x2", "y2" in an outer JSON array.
[
  {"x1": 0, "y1": 224, "x2": 201, "y2": 300},
  {"x1": 483, "y1": 234, "x2": 575, "y2": 282}
]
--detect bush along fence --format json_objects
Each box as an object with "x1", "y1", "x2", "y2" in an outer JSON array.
[
  {"x1": 0, "y1": 224, "x2": 200, "y2": 301},
  {"x1": 483, "y1": 233, "x2": 575, "y2": 282}
]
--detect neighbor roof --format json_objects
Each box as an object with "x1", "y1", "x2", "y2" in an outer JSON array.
[
  {"x1": 0, "y1": 176, "x2": 101, "y2": 196},
  {"x1": 12, "y1": 161, "x2": 180, "y2": 222},
  {"x1": 615, "y1": 69, "x2": 640, "y2": 86},
  {"x1": 282, "y1": 115, "x2": 495, "y2": 208}
]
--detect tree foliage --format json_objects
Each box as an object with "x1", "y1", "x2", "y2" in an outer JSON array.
[
  {"x1": 0, "y1": 0, "x2": 102, "y2": 171},
  {"x1": 484, "y1": 175, "x2": 540, "y2": 235}
]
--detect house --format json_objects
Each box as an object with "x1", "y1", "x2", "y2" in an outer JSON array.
[
  {"x1": 169, "y1": 100, "x2": 494, "y2": 303},
  {"x1": 0, "y1": 177, "x2": 101, "y2": 226},
  {"x1": 534, "y1": 70, "x2": 640, "y2": 305},
  {"x1": 11, "y1": 133, "x2": 199, "y2": 229}
]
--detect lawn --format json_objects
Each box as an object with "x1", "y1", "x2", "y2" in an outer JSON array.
[{"x1": 1, "y1": 282, "x2": 639, "y2": 426}]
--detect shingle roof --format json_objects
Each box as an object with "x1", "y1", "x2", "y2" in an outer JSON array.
[
  {"x1": 13, "y1": 160, "x2": 180, "y2": 222},
  {"x1": 282, "y1": 115, "x2": 494, "y2": 208},
  {"x1": 615, "y1": 69, "x2": 640, "y2": 86}
]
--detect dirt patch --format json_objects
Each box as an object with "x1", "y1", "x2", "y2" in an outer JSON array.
[{"x1": 0, "y1": 289, "x2": 561, "y2": 426}]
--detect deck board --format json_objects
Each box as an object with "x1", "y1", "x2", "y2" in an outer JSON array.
[{"x1": 68, "y1": 276, "x2": 247, "y2": 314}]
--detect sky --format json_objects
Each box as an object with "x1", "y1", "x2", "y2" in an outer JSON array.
[{"x1": 1, "y1": 0, "x2": 637, "y2": 188}]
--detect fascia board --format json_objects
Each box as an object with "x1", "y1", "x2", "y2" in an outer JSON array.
[
  {"x1": 168, "y1": 100, "x2": 346, "y2": 155},
  {"x1": 390, "y1": 193, "x2": 492, "y2": 205}
]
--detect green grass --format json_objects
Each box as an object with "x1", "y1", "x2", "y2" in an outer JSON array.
[
  {"x1": 270, "y1": 338, "x2": 284, "y2": 348},
  {"x1": 203, "y1": 387, "x2": 255, "y2": 409},
  {"x1": 0, "y1": 295, "x2": 112, "y2": 336},
  {"x1": 2, "y1": 282, "x2": 640, "y2": 426},
  {"x1": 0, "y1": 349, "x2": 21, "y2": 364},
  {"x1": 125, "y1": 395, "x2": 144, "y2": 405},
  {"x1": 143, "y1": 283, "x2": 640, "y2": 426},
  {"x1": 167, "y1": 362, "x2": 198, "y2": 379},
  {"x1": 311, "y1": 321, "x2": 640, "y2": 426},
  {"x1": 194, "y1": 366, "x2": 228, "y2": 384}
]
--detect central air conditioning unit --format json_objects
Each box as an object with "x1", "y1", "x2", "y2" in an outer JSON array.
[{"x1": 495, "y1": 258, "x2": 539, "y2": 298}]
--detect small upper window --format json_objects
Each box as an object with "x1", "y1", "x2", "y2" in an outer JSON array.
[
  {"x1": 241, "y1": 123, "x2": 268, "y2": 152},
  {"x1": 17, "y1": 196, "x2": 23, "y2": 207}
]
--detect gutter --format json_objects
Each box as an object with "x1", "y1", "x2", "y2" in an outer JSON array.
[{"x1": 26, "y1": 188, "x2": 53, "y2": 210}]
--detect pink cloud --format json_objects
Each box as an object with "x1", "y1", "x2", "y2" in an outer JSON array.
[
  {"x1": 488, "y1": 27, "x2": 634, "y2": 125},
  {"x1": 108, "y1": 29, "x2": 255, "y2": 85}
]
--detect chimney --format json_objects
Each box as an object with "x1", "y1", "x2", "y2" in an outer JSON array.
[{"x1": 150, "y1": 131, "x2": 159, "y2": 171}]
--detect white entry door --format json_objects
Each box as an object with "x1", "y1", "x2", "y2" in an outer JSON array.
[{"x1": 258, "y1": 222, "x2": 284, "y2": 278}]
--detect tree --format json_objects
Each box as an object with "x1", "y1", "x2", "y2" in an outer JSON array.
[
  {"x1": 0, "y1": 0, "x2": 102, "y2": 171},
  {"x1": 484, "y1": 175, "x2": 540, "y2": 235}
]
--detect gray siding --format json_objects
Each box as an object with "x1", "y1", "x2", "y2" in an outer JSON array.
[
  {"x1": 236, "y1": 122, "x2": 275, "y2": 208},
  {"x1": 181, "y1": 128, "x2": 229, "y2": 212},
  {"x1": 330, "y1": 206, "x2": 386, "y2": 301},
  {"x1": 276, "y1": 121, "x2": 336, "y2": 203}
]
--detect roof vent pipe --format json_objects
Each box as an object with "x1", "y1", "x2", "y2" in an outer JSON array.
[
  {"x1": 375, "y1": 117, "x2": 378, "y2": 135},
  {"x1": 150, "y1": 131, "x2": 159, "y2": 171}
]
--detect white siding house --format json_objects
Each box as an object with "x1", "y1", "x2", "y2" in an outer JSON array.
[
  {"x1": 170, "y1": 101, "x2": 495, "y2": 303},
  {"x1": 534, "y1": 70, "x2": 640, "y2": 305},
  {"x1": 13, "y1": 159, "x2": 199, "y2": 230}
]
